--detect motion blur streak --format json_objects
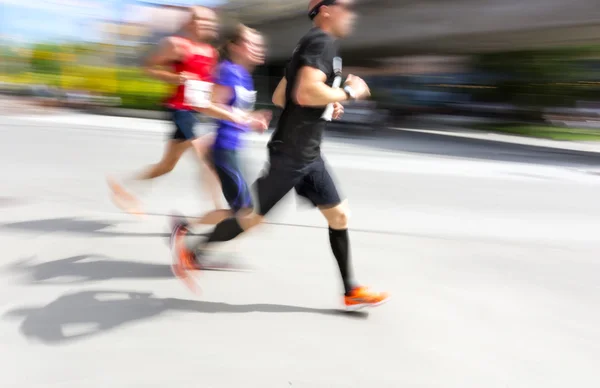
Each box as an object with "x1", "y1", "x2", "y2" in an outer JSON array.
[{"x1": 2, "y1": 1, "x2": 600, "y2": 388}]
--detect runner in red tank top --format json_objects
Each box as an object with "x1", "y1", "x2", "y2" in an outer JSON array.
[
  {"x1": 166, "y1": 38, "x2": 217, "y2": 111},
  {"x1": 107, "y1": 6, "x2": 246, "y2": 217}
]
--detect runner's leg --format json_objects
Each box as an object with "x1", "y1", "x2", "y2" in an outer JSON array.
[
  {"x1": 136, "y1": 109, "x2": 196, "y2": 180},
  {"x1": 296, "y1": 156, "x2": 389, "y2": 308},
  {"x1": 189, "y1": 147, "x2": 251, "y2": 226},
  {"x1": 135, "y1": 139, "x2": 191, "y2": 180},
  {"x1": 179, "y1": 151, "x2": 303, "y2": 254},
  {"x1": 320, "y1": 201, "x2": 358, "y2": 294},
  {"x1": 294, "y1": 157, "x2": 358, "y2": 294},
  {"x1": 192, "y1": 132, "x2": 225, "y2": 209},
  {"x1": 173, "y1": 148, "x2": 257, "y2": 269},
  {"x1": 108, "y1": 109, "x2": 195, "y2": 214}
]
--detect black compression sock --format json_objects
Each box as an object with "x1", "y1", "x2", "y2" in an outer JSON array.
[
  {"x1": 206, "y1": 217, "x2": 245, "y2": 244},
  {"x1": 329, "y1": 227, "x2": 358, "y2": 295}
]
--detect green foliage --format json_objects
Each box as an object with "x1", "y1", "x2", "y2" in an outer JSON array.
[
  {"x1": 2, "y1": 64, "x2": 171, "y2": 110},
  {"x1": 1, "y1": 40, "x2": 174, "y2": 110},
  {"x1": 30, "y1": 43, "x2": 62, "y2": 74},
  {"x1": 474, "y1": 123, "x2": 600, "y2": 141},
  {"x1": 473, "y1": 47, "x2": 600, "y2": 109}
]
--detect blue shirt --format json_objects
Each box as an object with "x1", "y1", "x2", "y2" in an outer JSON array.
[{"x1": 213, "y1": 60, "x2": 257, "y2": 150}]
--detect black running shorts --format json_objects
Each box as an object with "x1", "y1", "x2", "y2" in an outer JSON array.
[
  {"x1": 254, "y1": 151, "x2": 342, "y2": 216},
  {"x1": 211, "y1": 148, "x2": 253, "y2": 213},
  {"x1": 170, "y1": 109, "x2": 198, "y2": 141}
]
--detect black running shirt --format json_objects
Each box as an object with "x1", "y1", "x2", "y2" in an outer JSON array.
[{"x1": 268, "y1": 28, "x2": 339, "y2": 162}]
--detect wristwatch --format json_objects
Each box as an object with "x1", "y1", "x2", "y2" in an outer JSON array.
[{"x1": 343, "y1": 84, "x2": 357, "y2": 101}]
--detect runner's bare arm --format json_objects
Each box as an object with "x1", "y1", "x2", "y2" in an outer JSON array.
[
  {"x1": 143, "y1": 37, "x2": 184, "y2": 84},
  {"x1": 195, "y1": 85, "x2": 270, "y2": 130},
  {"x1": 272, "y1": 77, "x2": 287, "y2": 108},
  {"x1": 210, "y1": 84, "x2": 233, "y2": 106},
  {"x1": 294, "y1": 67, "x2": 348, "y2": 107},
  {"x1": 194, "y1": 85, "x2": 237, "y2": 121},
  {"x1": 192, "y1": 85, "x2": 249, "y2": 124}
]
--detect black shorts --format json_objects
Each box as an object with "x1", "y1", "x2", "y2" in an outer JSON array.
[
  {"x1": 170, "y1": 109, "x2": 198, "y2": 141},
  {"x1": 211, "y1": 148, "x2": 253, "y2": 213},
  {"x1": 254, "y1": 151, "x2": 342, "y2": 216}
]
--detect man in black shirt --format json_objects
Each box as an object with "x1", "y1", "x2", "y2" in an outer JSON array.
[
  {"x1": 171, "y1": 0, "x2": 390, "y2": 310},
  {"x1": 269, "y1": 26, "x2": 340, "y2": 162}
]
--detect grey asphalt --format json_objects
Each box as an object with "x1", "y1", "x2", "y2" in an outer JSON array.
[{"x1": 1, "y1": 115, "x2": 600, "y2": 388}]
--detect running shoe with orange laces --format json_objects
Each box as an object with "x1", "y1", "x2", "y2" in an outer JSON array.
[
  {"x1": 168, "y1": 213, "x2": 188, "y2": 247},
  {"x1": 170, "y1": 223, "x2": 202, "y2": 293},
  {"x1": 170, "y1": 221, "x2": 249, "y2": 273},
  {"x1": 344, "y1": 286, "x2": 390, "y2": 311}
]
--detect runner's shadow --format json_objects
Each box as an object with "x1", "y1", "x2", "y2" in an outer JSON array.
[
  {"x1": 1, "y1": 217, "x2": 169, "y2": 238},
  {"x1": 4, "y1": 290, "x2": 368, "y2": 345},
  {"x1": 8, "y1": 255, "x2": 172, "y2": 284}
]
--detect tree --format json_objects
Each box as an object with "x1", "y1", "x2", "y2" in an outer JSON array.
[
  {"x1": 30, "y1": 43, "x2": 63, "y2": 75},
  {"x1": 473, "y1": 46, "x2": 600, "y2": 116}
]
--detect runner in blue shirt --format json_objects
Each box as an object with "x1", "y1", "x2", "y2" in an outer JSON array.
[{"x1": 170, "y1": 25, "x2": 271, "y2": 275}]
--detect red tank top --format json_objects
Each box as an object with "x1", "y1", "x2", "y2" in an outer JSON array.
[{"x1": 166, "y1": 38, "x2": 217, "y2": 110}]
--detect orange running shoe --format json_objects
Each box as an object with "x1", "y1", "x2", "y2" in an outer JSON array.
[
  {"x1": 107, "y1": 176, "x2": 145, "y2": 217},
  {"x1": 170, "y1": 223, "x2": 201, "y2": 293},
  {"x1": 344, "y1": 286, "x2": 390, "y2": 311}
]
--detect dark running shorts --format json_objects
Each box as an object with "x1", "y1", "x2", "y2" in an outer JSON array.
[
  {"x1": 254, "y1": 151, "x2": 342, "y2": 216},
  {"x1": 211, "y1": 148, "x2": 253, "y2": 213},
  {"x1": 170, "y1": 109, "x2": 198, "y2": 141}
]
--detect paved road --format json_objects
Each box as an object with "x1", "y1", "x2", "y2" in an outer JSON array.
[{"x1": 1, "y1": 115, "x2": 600, "y2": 388}]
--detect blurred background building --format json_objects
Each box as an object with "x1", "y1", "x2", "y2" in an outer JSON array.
[{"x1": 3, "y1": 0, "x2": 600, "y2": 137}]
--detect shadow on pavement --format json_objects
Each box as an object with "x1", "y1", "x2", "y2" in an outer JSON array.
[
  {"x1": 4, "y1": 290, "x2": 367, "y2": 345},
  {"x1": 1, "y1": 217, "x2": 170, "y2": 238},
  {"x1": 8, "y1": 255, "x2": 172, "y2": 284}
]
